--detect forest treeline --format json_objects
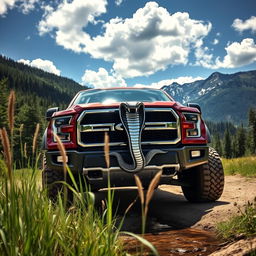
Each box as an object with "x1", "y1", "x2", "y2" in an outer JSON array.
[
  {"x1": 0, "y1": 55, "x2": 86, "y2": 167},
  {"x1": 0, "y1": 78, "x2": 45, "y2": 166},
  {"x1": 207, "y1": 109, "x2": 256, "y2": 158},
  {"x1": 0, "y1": 55, "x2": 86, "y2": 112}
]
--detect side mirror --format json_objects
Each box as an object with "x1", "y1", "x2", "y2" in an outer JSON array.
[
  {"x1": 46, "y1": 107, "x2": 59, "y2": 121},
  {"x1": 187, "y1": 103, "x2": 201, "y2": 113}
]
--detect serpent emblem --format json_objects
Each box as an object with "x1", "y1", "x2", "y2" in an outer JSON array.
[{"x1": 110, "y1": 102, "x2": 166, "y2": 173}]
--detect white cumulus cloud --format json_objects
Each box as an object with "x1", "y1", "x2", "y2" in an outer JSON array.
[
  {"x1": 232, "y1": 16, "x2": 256, "y2": 33},
  {"x1": 194, "y1": 46, "x2": 214, "y2": 68},
  {"x1": 85, "y1": 2, "x2": 211, "y2": 78},
  {"x1": 81, "y1": 68, "x2": 127, "y2": 88},
  {"x1": 38, "y1": 0, "x2": 107, "y2": 52},
  {"x1": 0, "y1": 0, "x2": 16, "y2": 16},
  {"x1": 216, "y1": 38, "x2": 256, "y2": 68},
  {"x1": 0, "y1": 0, "x2": 37, "y2": 16},
  {"x1": 195, "y1": 38, "x2": 256, "y2": 69},
  {"x1": 134, "y1": 76, "x2": 204, "y2": 88},
  {"x1": 20, "y1": 0, "x2": 37, "y2": 14},
  {"x1": 18, "y1": 58, "x2": 61, "y2": 75}
]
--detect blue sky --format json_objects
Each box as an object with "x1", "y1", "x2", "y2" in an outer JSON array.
[{"x1": 0, "y1": 0, "x2": 256, "y2": 88}]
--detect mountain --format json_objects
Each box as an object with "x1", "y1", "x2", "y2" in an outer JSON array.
[
  {"x1": 0, "y1": 55, "x2": 86, "y2": 110},
  {"x1": 162, "y1": 70, "x2": 256, "y2": 124}
]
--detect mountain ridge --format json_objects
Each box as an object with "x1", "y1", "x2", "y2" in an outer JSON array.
[{"x1": 162, "y1": 70, "x2": 256, "y2": 123}]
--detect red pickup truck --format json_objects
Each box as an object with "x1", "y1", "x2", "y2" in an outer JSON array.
[{"x1": 42, "y1": 87, "x2": 224, "y2": 203}]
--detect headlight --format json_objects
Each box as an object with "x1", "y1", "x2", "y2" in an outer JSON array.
[
  {"x1": 182, "y1": 113, "x2": 201, "y2": 138},
  {"x1": 52, "y1": 116, "x2": 73, "y2": 141}
]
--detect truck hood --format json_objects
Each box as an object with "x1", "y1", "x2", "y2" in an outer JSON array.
[{"x1": 53, "y1": 101, "x2": 200, "y2": 117}]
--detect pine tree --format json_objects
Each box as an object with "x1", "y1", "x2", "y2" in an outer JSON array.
[
  {"x1": 0, "y1": 78, "x2": 9, "y2": 128},
  {"x1": 224, "y1": 129, "x2": 232, "y2": 158},
  {"x1": 232, "y1": 134, "x2": 238, "y2": 158},
  {"x1": 248, "y1": 108, "x2": 256, "y2": 154},
  {"x1": 14, "y1": 101, "x2": 42, "y2": 167},
  {"x1": 213, "y1": 133, "x2": 223, "y2": 156},
  {"x1": 236, "y1": 125, "x2": 246, "y2": 157}
]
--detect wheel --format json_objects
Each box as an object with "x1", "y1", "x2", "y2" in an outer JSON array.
[
  {"x1": 42, "y1": 158, "x2": 73, "y2": 204},
  {"x1": 180, "y1": 147, "x2": 224, "y2": 202}
]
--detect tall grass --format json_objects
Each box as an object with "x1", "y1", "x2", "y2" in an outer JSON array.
[
  {"x1": 0, "y1": 128, "x2": 12, "y2": 182},
  {"x1": 222, "y1": 156, "x2": 256, "y2": 177},
  {"x1": 134, "y1": 172, "x2": 162, "y2": 236},
  {"x1": 132, "y1": 173, "x2": 161, "y2": 256},
  {"x1": 0, "y1": 169, "x2": 125, "y2": 255}
]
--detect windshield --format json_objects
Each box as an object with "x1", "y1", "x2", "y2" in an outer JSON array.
[{"x1": 72, "y1": 89, "x2": 171, "y2": 105}]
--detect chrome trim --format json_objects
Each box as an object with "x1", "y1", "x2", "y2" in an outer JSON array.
[
  {"x1": 145, "y1": 108, "x2": 176, "y2": 112},
  {"x1": 115, "y1": 123, "x2": 123, "y2": 131},
  {"x1": 80, "y1": 123, "x2": 116, "y2": 132},
  {"x1": 77, "y1": 107, "x2": 181, "y2": 147},
  {"x1": 85, "y1": 142, "x2": 127, "y2": 147},
  {"x1": 75, "y1": 140, "x2": 182, "y2": 148},
  {"x1": 79, "y1": 121, "x2": 178, "y2": 132},
  {"x1": 185, "y1": 160, "x2": 208, "y2": 169},
  {"x1": 83, "y1": 164, "x2": 180, "y2": 180},
  {"x1": 80, "y1": 108, "x2": 118, "y2": 115},
  {"x1": 143, "y1": 122, "x2": 177, "y2": 130}
]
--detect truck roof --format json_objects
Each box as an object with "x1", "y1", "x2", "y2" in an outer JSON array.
[{"x1": 77, "y1": 87, "x2": 162, "y2": 93}]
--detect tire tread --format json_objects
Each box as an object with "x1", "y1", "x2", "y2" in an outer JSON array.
[{"x1": 181, "y1": 147, "x2": 224, "y2": 202}]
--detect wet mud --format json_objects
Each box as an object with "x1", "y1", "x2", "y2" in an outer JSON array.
[{"x1": 122, "y1": 229, "x2": 220, "y2": 256}]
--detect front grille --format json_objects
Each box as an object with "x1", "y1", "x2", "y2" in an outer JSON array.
[{"x1": 77, "y1": 108, "x2": 181, "y2": 147}]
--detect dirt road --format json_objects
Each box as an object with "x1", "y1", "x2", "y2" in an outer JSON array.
[
  {"x1": 95, "y1": 175, "x2": 256, "y2": 255},
  {"x1": 153, "y1": 175, "x2": 256, "y2": 230}
]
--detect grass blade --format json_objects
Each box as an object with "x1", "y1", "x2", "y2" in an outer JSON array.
[{"x1": 134, "y1": 175, "x2": 144, "y2": 205}]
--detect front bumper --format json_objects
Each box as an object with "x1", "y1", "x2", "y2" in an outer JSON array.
[{"x1": 45, "y1": 145, "x2": 208, "y2": 188}]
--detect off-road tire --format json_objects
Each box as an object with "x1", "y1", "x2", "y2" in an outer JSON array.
[
  {"x1": 180, "y1": 147, "x2": 224, "y2": 202},
  {"x1": 42, "y1": 158, "x2": 73, "y2": 204}
]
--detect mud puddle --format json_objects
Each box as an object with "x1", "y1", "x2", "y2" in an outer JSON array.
[
  {"x1": 122, "y1": 228, "x2": 220, "y2": 256},
  {"x1": 118, "y1": 214, "x2": 221, "y2": 256},
  {"x1": 95, "y1": 188, "x2": 223, "y2": 255}
]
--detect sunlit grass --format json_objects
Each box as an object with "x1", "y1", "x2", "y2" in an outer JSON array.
[
  {"x1": 14, "y1": 168, "x2": 41, "y2": 182},
  {"x1": 217, "y1": 199, "x2": 256, "y2": 241},
  {"x1": 0, "y1": 168, "x2": 126, "y2": 256},
  {"x1": 222, "y1": 156, "x2": 256, "y2": 177}
]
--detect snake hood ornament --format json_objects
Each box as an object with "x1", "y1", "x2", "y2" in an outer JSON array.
[{"x1": 110, "y1": 102, "x2": 166, "y2": 173}]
